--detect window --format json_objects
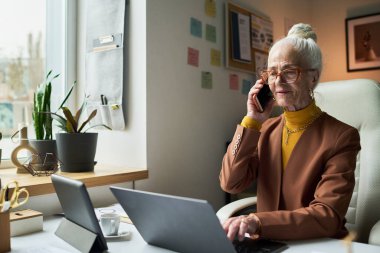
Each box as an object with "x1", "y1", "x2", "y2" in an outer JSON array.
[
  {"x1": 0, "y1": 0, "x2": 76, "y2": 165},
  {"x1": 0, "y1": 0, "x2": 45, "y2": 137}
]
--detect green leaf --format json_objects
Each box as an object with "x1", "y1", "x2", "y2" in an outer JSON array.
[
  {"x1": 33, "y1": 70, "x2": 59, "y2": 140},
  {"x1": 77, "y1": 109, "x2": 97, "y2": 133},
  {"x1": 43, "y1": 112, "x2": 67, "y2": 132},
  {"x1": 46, "y1": 69, "x2": 53, "y2": 79},
  {"x1": 84, "y1": 124, "x2": 112, "y2": 132},
  {"x1": 62, "y1": 107, "x2": 78, "y2": 132},
  {"x1": 57, "y1": 81, "x2": 76, "y2": 111},
  {"x1": 74, "y1": 102, "x2": 84, "y2": 123}
]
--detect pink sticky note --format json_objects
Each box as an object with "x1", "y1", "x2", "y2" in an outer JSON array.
[
  {"x1": 229, "y1": 74, "x2": 239, "y2": 90},
  {"x1": 188, "y1": 47, "x2": 199, "y2": 67}
]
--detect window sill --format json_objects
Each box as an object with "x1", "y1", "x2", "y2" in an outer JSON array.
[{"x1": 0, "y1": 164, "x2": 148, "y2": 196}]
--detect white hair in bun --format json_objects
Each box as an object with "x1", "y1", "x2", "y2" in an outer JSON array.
[
  {"x1": 269, "y1": 23, "x2": 322, "y2": 77},
  {"x1": 287, "y1": 23, "x2": 318, "y2": 42}
]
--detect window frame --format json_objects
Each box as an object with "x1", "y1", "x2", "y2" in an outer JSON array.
[{"x1": 0, "y1": 0, "x2": 77, "y2": 168}]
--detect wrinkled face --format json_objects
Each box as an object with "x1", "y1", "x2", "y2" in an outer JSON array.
[{"x1": 267, "y1": 42, "x2": 317, "y2": 111}]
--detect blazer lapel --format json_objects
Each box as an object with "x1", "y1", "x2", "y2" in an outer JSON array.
[{"x1": 267, "y1": 116, "x2": 284, "y2": 210}]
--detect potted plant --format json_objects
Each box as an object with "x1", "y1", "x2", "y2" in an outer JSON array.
[
  {"x1": 30, "y1": 70, "x2": 59, "y2": 160},
  {"x1": 50, "y1": 81, "x2": 110, "y2": 172}
]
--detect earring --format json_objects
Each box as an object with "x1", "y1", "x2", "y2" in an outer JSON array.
[{"x1": 309, "y1": 88, "x2": 315, "y2": 100}]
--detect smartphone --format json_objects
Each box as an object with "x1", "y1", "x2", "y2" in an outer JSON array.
[{"x1": 253, "y1": 84, "x2": 273, "y2": 112}]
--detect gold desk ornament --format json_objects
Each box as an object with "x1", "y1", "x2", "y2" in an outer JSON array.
[{"x1": 10, "y1": 124, "x2": 38, "y2": 174}]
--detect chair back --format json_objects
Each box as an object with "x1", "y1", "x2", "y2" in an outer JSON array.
[{"x1": 315, "y1": 78, "x2": 380, "y2": 243}]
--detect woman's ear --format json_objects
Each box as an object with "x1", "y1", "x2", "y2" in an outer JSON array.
[{"x1": 311, "y1": 70, "x2": 320, "y2": 86}]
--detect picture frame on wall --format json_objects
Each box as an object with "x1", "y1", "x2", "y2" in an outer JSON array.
[{"x1": 345, "y1": 13, "x2": 380, "y2": 72}]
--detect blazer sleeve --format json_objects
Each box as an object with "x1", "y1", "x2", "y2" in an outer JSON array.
[
  {"x1": 255, "y1": 127, "x2": 361, "y2": 240},
  {"x1": 220, "y1": 125, "x2": 260, "y2": 194}
]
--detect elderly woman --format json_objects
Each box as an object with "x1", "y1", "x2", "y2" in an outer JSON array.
[{"x1": 220, "y1": 23, "x2": 361, "y2": 241}]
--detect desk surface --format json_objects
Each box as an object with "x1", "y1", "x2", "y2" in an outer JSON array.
[{"x1": 11, "y1": 215, "x2": 380, "y2": 253}]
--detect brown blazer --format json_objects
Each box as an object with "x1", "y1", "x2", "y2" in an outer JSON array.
[{"x1": 220, "y1": 112, "x2": 361, "y2": 240}]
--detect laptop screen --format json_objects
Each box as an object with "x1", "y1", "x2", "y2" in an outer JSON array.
[{"x1": 110, "y1": 186, "x2": 236, "y2": 253}]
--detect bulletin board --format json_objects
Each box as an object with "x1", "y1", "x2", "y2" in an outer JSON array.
[{"x1": 225, "y1": 2, "x2": 273, "y2": 74}]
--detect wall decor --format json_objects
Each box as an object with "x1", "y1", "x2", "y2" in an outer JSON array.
[
  {"x1": 225, "y1": 2, "x2": 273, "y2": 74},
  {"x1": 346, "y1": 13, "x2": 380, "y2": 72}
]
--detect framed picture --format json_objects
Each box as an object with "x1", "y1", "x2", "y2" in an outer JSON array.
[{"x1": 346, "y1": 13, "x2": 380, "y2": 72}]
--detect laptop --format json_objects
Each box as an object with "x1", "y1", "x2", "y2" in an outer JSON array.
[
  {"x1": 51, "y1": 174, "x2": 108, "y2": 252},
  {"x1": 110, "y1": 186, "x2": 287, "y2": 253}
]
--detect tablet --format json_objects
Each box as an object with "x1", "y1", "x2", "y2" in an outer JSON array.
[{"x1": 51, "y1": 174, "x2": 108, "y2": 252}]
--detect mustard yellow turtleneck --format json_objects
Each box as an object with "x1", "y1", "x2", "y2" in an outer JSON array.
[{"x1": 241, "y1": 101, "x2": 322, "y2": 169}]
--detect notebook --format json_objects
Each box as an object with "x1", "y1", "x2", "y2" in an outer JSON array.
[
  {"x1": 110, "y1": 186, "x2": 287, "y2": 253},
  {"x1": 51, "y1": 174, "x2": 108, "y2": 252}
]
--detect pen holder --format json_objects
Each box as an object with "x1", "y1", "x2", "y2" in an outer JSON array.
[{"x1": 0, "y1": 211, "x2": 11, "y2": 253}]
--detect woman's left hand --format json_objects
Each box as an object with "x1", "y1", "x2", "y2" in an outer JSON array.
[{"x1": 222, "y1": 215, "x2": 259, "y2": 241}]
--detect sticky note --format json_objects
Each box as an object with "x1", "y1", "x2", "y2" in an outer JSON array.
[
  {"x1": 205, "y1": 0, "x2": 216, "y2": 17},
  {"x1": 202, "y1": 71, "x2": 213, "y2": 89},
  {"x1": 210, "y1": 49, "x2": 221, "y2": 67},
  {"x1": 190, "y1": 17, "x2": 202, "y2": 38},
  {"x1": 188, "y1": 47, "x2": 199, "y2": 67},
  {"x1": 229, "y1": 74, "x2": 239, "y2": 90},
  {"x1": 206, "y1": 24, "x2": 216, "y2": 43},
  {"x1": 242, "y1": 79, "x2": 252, "y2": 95}
]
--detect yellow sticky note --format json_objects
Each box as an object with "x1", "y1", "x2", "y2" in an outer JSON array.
[
  {"x1": 205, "y1": 0, "x2": 216, "y2": 17},
  {"x1": 210, "y1": 48, "x2": 221, "y2": 67}
]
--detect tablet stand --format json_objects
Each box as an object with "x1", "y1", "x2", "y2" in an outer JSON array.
[{"x1": 55, "y1": 217, "x2": 105, "y2": 253}]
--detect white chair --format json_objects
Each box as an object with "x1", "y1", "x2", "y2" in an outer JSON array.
[{"x1": 217, "y1": 79, "x2": 380, "y2": 244}]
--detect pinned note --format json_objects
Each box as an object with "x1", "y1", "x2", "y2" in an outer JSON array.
[
  {"x1": 229, "y1": 74, "x2": 239, "y2": 90},
  {"x1": 190, "y1": 17, "x2": 202, "y2": 38},
  {"x1": 202, "y1": 71, "x2": 213, "y2": 89},
  {"x1": 187, "y1": 47, "x2": 199, "y2": 67},
  {"x1": 205, "y1": 0, "x2": 216, "y2": 17},
  {"x1": 206, "y1": 24, "x2": 216, "y2": 43},
  {"x1": 210, "y1": 49, "x2": 221, "y2": 67}
]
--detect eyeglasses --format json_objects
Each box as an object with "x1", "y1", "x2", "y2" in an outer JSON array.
[{"x1": 260, "y1": 67, "x2": 315, "y2": 84}]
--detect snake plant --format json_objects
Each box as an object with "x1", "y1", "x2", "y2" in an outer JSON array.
[{"x1": 33, "y1": 70, "x2": 59, "y2": 140}]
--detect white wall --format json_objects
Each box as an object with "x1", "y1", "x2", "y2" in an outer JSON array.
[
  {"x1": 77, "y1": 0, "x2": 147, "y2": 169},
  {"x1": 311, "y1": 0, "x2": 380, "y2": 82},
  {"x1": 136, "y1": 0, "x2": 312, "y2": 209}
]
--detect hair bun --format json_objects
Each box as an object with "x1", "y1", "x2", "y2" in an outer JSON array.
[{"x1": 287, "y1": 23, "x2": 317, "y2": 42}]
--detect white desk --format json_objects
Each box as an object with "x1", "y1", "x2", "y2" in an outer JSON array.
[{"x1": 10, "y1": 215, "x2": 380, "y2": 253}]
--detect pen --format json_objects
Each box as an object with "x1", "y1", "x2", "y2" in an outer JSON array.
[{"x1": 101, "y1": 94, "x2": 108, "y2": 105}]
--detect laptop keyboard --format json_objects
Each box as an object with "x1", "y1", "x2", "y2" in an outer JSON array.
[{"x1": 233, "y1": 238, "x2": 288, "y2": 253}]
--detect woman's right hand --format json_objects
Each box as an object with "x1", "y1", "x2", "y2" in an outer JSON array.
[{"x1": 246, "y1": 79, "x2": 275, "y2": 123}]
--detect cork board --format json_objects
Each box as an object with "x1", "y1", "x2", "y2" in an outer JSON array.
[{"x1": 225, "y1": 2, "x2": 273, "y2": 74}]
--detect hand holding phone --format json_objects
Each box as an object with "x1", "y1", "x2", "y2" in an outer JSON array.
[{"x1": 253, "y1": 84, "x2": 273, "y2": 113}]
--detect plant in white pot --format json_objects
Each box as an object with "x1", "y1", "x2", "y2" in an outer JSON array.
[
  {"x1": 50, "y1": 82, "x2": 111, "y2": 172},
  {"x1": 30, "y1": 70, "x2": 60, "y2": 162}
]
